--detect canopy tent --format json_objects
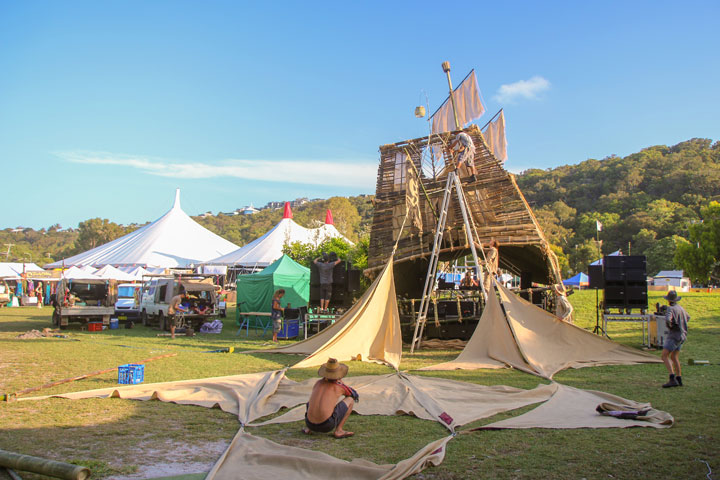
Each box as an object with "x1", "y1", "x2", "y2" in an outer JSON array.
[
  {"x1": 563, "y1": 272, "x2": 589, "y2": 287},
  {"x1": 94, "y1": 265, "x2": 136, "y2": 282},
  {"x1": 60, "y1": 266, "x2": 101, "y2": 280},
  {"x1": 259, "y1": 257, "x2": 402, "y2": 370},
  {"x1": 236, "y1": 255, "x2": 310, "y2": 313},
  {"x1": 206, "y1": 203, "x2": 351, "y2": 268},
  {"x1": 422, "y1": 280, "x2": 661, "y2": 379},
  {"x1": 45, "y1": 190, "x2": 240, "y2": 269},
  {"x1": 0, "y1": 263, "x2": 44, "y2": 279}
]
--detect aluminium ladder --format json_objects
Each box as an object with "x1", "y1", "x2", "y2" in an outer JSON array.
[{"x1": 410, "y1": 170, "x2": 487, "y2": 353}]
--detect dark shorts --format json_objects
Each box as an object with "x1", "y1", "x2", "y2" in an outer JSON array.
[
  {"x1": 664, "y1": 336, "x2": 685, "y2": 352},
  {"x1": 304, "y1": 401, "x2": 348, "y2": 433},
  {"x1": 320, "y1": 283, "x2": 332, "y2": 301},
  {"x1": 169, "y1": 314, "x2": 179, "y2": 328}
]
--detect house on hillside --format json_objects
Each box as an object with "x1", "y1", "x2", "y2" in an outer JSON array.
[
  {"x1": 652, "y1": 270, "x2": 691, "y2": 291},
  {"x1": 240, "y1": 205, "x2": 259, "y2": 215}
]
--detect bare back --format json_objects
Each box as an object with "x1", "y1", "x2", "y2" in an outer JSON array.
[{"x1": 306, "y1": 378, "x2": 344, "y2": 423}]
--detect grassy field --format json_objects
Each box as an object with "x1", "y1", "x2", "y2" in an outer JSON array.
[{"x1": 1, "y1": 290, "x2": 718, "y2": 479}]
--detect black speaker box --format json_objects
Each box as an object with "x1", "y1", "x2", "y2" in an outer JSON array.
[
  {"x1": 332, "y1": 263, "x2": 346, "y2": 285},
  {"x1": 588, "y1": 265, "x2": 604, "y2": 289},
  {"x1": 441, "y1": 300, "x2": 475, "y2": 317},
  {"x1": 347, "y1": 269, "x2": 361, "y2": 292},
  {"x1": 625, "y1": 269, "x2": 646, "y2": 283},
  {"x1": 604, "y1": 255, "x2": 646, "y2": 269},
  {"x1": 604, "y1": 268, "x2": 625, "y2": 283}
]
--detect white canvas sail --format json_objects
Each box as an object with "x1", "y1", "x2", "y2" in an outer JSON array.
[{"x1": 431, "y1": 70, "x2": 485, "y2": 134}]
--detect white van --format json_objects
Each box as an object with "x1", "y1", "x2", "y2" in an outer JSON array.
[{"x1": 114, "y1": 283, "x2": 141, "y2": 321}]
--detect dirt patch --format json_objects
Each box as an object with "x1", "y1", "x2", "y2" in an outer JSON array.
[{"x1": 107, "y1": 439, "x2": 230, "y2": 479}]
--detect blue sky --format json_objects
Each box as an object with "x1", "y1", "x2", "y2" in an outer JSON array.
[{"x1": 1, "y1": 1, "x2": 718, "y2": 229}]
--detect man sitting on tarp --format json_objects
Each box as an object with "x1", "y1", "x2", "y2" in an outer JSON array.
[{"x1": 302, "y1": 358, "x2": 358, "y2": 439}]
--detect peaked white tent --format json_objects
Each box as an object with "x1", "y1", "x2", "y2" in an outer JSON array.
[
  {"x1": 0, "y1": 263, "x2": 44, "y2": 279},
  {"x1": 61, "y1": 266, "x2": 101, "y2": 280},
  {"x1": 94, "y1": 265, "x2": 136, "y2": 281},
  {"x1": 316, "y1": 209, "x2": 353, "y2": 245},
  {"x1": 45, "y1": 190, "x2": 240, "y2": 269},
  {"x1": 207, "y1": 203, "x2": 351, "y2": 269}
]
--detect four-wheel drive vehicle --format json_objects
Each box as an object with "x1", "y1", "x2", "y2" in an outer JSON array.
[
  {"x1": 140, "y1": 274, "x2": 219, "y2": 331},
  {"x1": 114, "y1": 283, "x2": 142, "y2": 321},
  {"x1": 52, "y1": 278, "x2": 117, "y2": 329}
]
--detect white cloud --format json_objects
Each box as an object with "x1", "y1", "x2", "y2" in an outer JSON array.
[
  {"x1": 493, "y1": 76, "x2": 550, "y2": 103},
  {"x1": 56, "y1": 151, "x2": 377, "y2": 188}
]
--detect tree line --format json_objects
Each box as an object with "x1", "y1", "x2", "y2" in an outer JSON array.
[{"x1": 517, "y1": 138, "x2": 720, "y2": 283}]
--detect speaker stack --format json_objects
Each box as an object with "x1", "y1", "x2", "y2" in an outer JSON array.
[
  {"x1": 309, "y1": 261, "x2": 362, "y2": 308},
  {"x1": 602, "y1": 255, "x2": 647, "y2": 312}
]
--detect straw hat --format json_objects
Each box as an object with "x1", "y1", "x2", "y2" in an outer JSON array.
[{"x1": 318, "y1": 358, "x2": 348, "y2": 380}]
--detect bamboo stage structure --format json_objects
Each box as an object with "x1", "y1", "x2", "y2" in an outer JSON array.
[{"x1": 367, "y1": 125, "x2": 562, "y2": 298}]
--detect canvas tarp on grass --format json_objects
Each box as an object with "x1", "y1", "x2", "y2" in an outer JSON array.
[
  {"x1": 258, "y1": 258, "x2": 402, "y2": 370},
  {"x1": 422, "y1": 280, "x2": 661, "y2": 378},
  {"x1": 23, "y1": 370, "x2": 672, "y2": 480},
  {"x1": 236, "y1": 254, "x2": 310, "y2": 313}
]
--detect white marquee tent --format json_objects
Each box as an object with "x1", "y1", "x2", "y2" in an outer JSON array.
[
  {"x1": 45, "y1": 190, "x2": 240, "y2": 269},
  {"x1": 206, "y1": 204, "x2": 351, "y2": 269},
  {"x1": 0, "y1": 263, "x2": 44, "y2": 279},
  {"x1": 94, "y1": 265, "x2": 136, "y2": 282}
]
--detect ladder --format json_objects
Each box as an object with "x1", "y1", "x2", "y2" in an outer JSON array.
[{"x1": 410, "y1": 170, "x2": 487, "y2": 353}]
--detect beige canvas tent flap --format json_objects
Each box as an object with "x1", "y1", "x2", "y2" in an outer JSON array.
[
  {"x1": 259, "y1": 258, "x2": 402, "y2": 370},
  {"x1": 22, "y1": 370, "x2": 287, "y2": 425},
  {"x1": 419, "y1": 288, "x2": 531, "y2": 373},
  {"x1": 252, "y1": 373, "x2": 556, "y2": 432},
  {"x1": 423, "y1": 280, "x2": 660, "y2": 378},
  {"x1": 205, "y1": 429, "x2": 453, "y2": 480},
  {"x1": 479, "y1": 383, "x2": 673, "y2": 430},
  {"x1": 495, "y1": 282, "x2": 661, "y2": 378}
]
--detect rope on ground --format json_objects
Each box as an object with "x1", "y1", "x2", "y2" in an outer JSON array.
[{"x1": 698, "y1": 459, "x2": 712, "y2": 480}]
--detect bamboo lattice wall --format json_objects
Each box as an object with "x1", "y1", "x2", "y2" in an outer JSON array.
[{"x1": 367, "y1": 125, "x2": 561, "y2": 295}]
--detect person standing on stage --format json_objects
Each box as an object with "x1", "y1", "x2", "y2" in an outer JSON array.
[{"x1": 313, "y1": 253, "x2": 342, "y2": 313}]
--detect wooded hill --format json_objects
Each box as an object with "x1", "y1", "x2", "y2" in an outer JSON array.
[
  {"x1": 4, "y1": 138, "x2": 718, "y2": 280},
  {"x1": 517, "y1": 138, "x2": 720, "y2": 277}
]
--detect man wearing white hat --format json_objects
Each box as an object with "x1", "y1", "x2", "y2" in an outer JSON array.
[{"x1": 302, "y1": 358, "x2": 357, "y2": 438}]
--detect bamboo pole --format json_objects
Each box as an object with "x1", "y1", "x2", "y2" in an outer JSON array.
[
  {"x1": 0, "y1": 450, "x2": 90, "y2": 480},
  {"x1": 2, "y1": 353, "x2": 177, "y2": 401}
]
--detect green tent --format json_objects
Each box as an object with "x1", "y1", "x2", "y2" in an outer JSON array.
[{"x1": 236, "y1": 254, "x2": 310, "y2": 313}]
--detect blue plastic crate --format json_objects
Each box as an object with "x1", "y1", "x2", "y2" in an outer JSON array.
[
  {"x1": 277, "y1": 318, "x2": 299, "y2": 340},
  {"x1": 118, "y1": 363, "x2": 144, "y2": 384}
]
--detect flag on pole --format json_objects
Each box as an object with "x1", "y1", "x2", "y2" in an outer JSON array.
[
  {"x1": 596, "y1": 220, "x2": 603, "y2": 232},
  {"x1": 431, "y1": 70, "x2": 485, "y2": 134},
  {"x1": 482, "y1": 110, "x2": 508, "y2": 162}
]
